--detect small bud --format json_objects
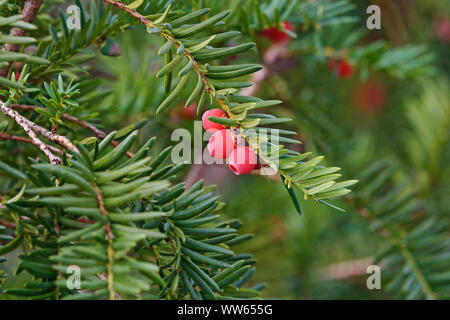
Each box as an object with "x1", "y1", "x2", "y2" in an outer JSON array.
[{"x1": 100, "y1": 38, "x2": 122, "y2": 57}]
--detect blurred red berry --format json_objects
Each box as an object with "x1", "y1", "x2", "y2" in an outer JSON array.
[
  {"x1": 228, "y1": 146, "x2": 257, "y2": 175},
  {"x1": 202, "y1": 109, "x2": 228, "y2": 132},
  {"x1": 339, "y1": 60, "x2": 354, "y2": 78},
  {"x1": 207, "y1": 129, "x2": 235, "y2": 159},
  {"x1": 354, "y1": 81, "x2": 387, "y2": 114},
  {"x1": 433, "y1": 17, "x2": 450, "y2": 42},
  {"x1": 328, "y1": 59, "x2": 354, "y2": 78},
  {"x1": 15, "y1": 72, "x2": 21, "y2": 81},
  {"x1": 179, "y1": 104, "x2": 197, "y2": 120},
  {"x1": 260, "y1": 21, "x2": 294, "y2": 44}
]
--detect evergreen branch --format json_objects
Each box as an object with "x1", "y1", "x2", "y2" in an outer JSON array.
[
  {"x1": 103, "y1": 0, "x2": 217, "y2": 105},
  {"x1": 395, "y1": 240, "x2": 438, "y2": 300},
  {"x1": 103, "y1": 0, "x2": 356, "y2": 210},
  {"x1": 344, "y1": 158, "x2": 450, "y2": 299},
  {"x1": 22, "y1": 1, "x2": 124, "y2": 80},
  {"x1": 3, "y1": 128, "x2": 259, "y2": 300},
  {"x1": 355, "y1": 205, "x2": 438, "y2": 300},
  {"x1": 0, "y1": 0, "x2": 42, "y2": 78}
]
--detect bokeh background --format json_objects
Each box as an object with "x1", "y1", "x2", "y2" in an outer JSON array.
[{"x1": 1, "y1": 0, "x2": 449, "y2": 299}]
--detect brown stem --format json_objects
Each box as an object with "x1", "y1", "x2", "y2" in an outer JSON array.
[
  {"x1": 21, "y1": 116, "x2": 78, "y2": 153},
  {"x1": 0, "y1": 132, "x2": 64, "y2": 155},
  {"x1": 0, "y1": 0, "x2": 43, "y2": 78},
  {"x1": 62, "y1": 113, "x2": 106, "y2": 139},
  {"x1": 0, "y1": 101, "x2": 60, "y2": 164},
  {"x1": 5, "y1": 105, "x2": 78, "y2": 152},
  {"x1": 93, "y1": 183, "x2": 115, "y2": 300},
  {"x1": 11, "y1": 104, "x2": 133, "y2": 158}
]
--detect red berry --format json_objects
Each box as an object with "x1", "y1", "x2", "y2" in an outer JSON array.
[
  {"x1": 260, "y1": 21, "x2": 294, "y2": 44},
  {"x1": 202, "y1": 109, "x2": 228, "y2": 132},
  {"x1": 354, "y1": 81, "x2": 387, "y2": 114},
  {"x1": 228, "y1": 146, "x2": 257, "y2": 175},
  {"x1": 434, "y1": 17, "x2": 450, "y2": 42},
  {"x1": 15, "y1": 72, "x2": 21, "y2": 81},
  {"x1": 339, "y1": 60, "x2": 354, "y2": 78},
  {"x1": 207, "y1": 129, "x2": 235, "y2": 159},
  {"x1": 284, "y1": 21, "x2": 294, "y2": 32},
  {"x1": 179, "y1": 104, "x2": 197, "y2": 120},
  {"x1": 328, "y1": 59, "x2": 354, "y2": 78}
]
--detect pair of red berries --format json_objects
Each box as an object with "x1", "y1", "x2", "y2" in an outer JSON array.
[{"x1": 202, "y1": 109, "x2": 258, "y2": 175}]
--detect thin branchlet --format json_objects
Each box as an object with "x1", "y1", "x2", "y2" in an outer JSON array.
[
  {"x1": 93, "y1": 183, "x2": 116, "y2": 300},
  {"x1": 0, "y1": 100, "x2": 61, "y2": 163},
  {"x1": 0, "y1": 132, "x2": 65, "y2": 155},
  {"x1": 22, "y1": 118, "x2": 78, "y2": 153},
  {"x1": 10, "y1": 104, "x2": 133, "y2": 158},
  {"x1": 102, "y1": 0, "x2": 231, "y2": 113}
]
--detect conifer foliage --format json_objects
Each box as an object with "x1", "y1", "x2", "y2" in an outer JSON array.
[
  {"x1": 0, "y1": 0, "x2": 356, "y2": 300},
  {"x1": 0, "y1": 0, "x2": 445, "y2": 300}
]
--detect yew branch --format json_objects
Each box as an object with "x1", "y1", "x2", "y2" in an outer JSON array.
[{"x1": 0, "y1": 0, "x2": 43, "y2": 78}]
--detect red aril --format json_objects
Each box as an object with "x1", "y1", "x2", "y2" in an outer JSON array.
[
  {"x1": 202, "y1": 109, "x2": 228, "y2": 132},
  {"x1": 354, "y1": 81, "x2": 387, "y2": 114},
  {"x1": 228, "y1": 146, "x2": 257, "y2": 175},
  {"x1": 260, "y1": 21, "x2": 294, "y2": 44},
  {"x1": 207, "y1": 129, "x2": 235, "y2": 159},
  {"x1": 328, "y1": 59, "x2": 354, "y2": 78}
]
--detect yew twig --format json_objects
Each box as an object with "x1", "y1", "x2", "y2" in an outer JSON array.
[{"x1": 0, "y1": 100, "x2": 60, "y2": 163}]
